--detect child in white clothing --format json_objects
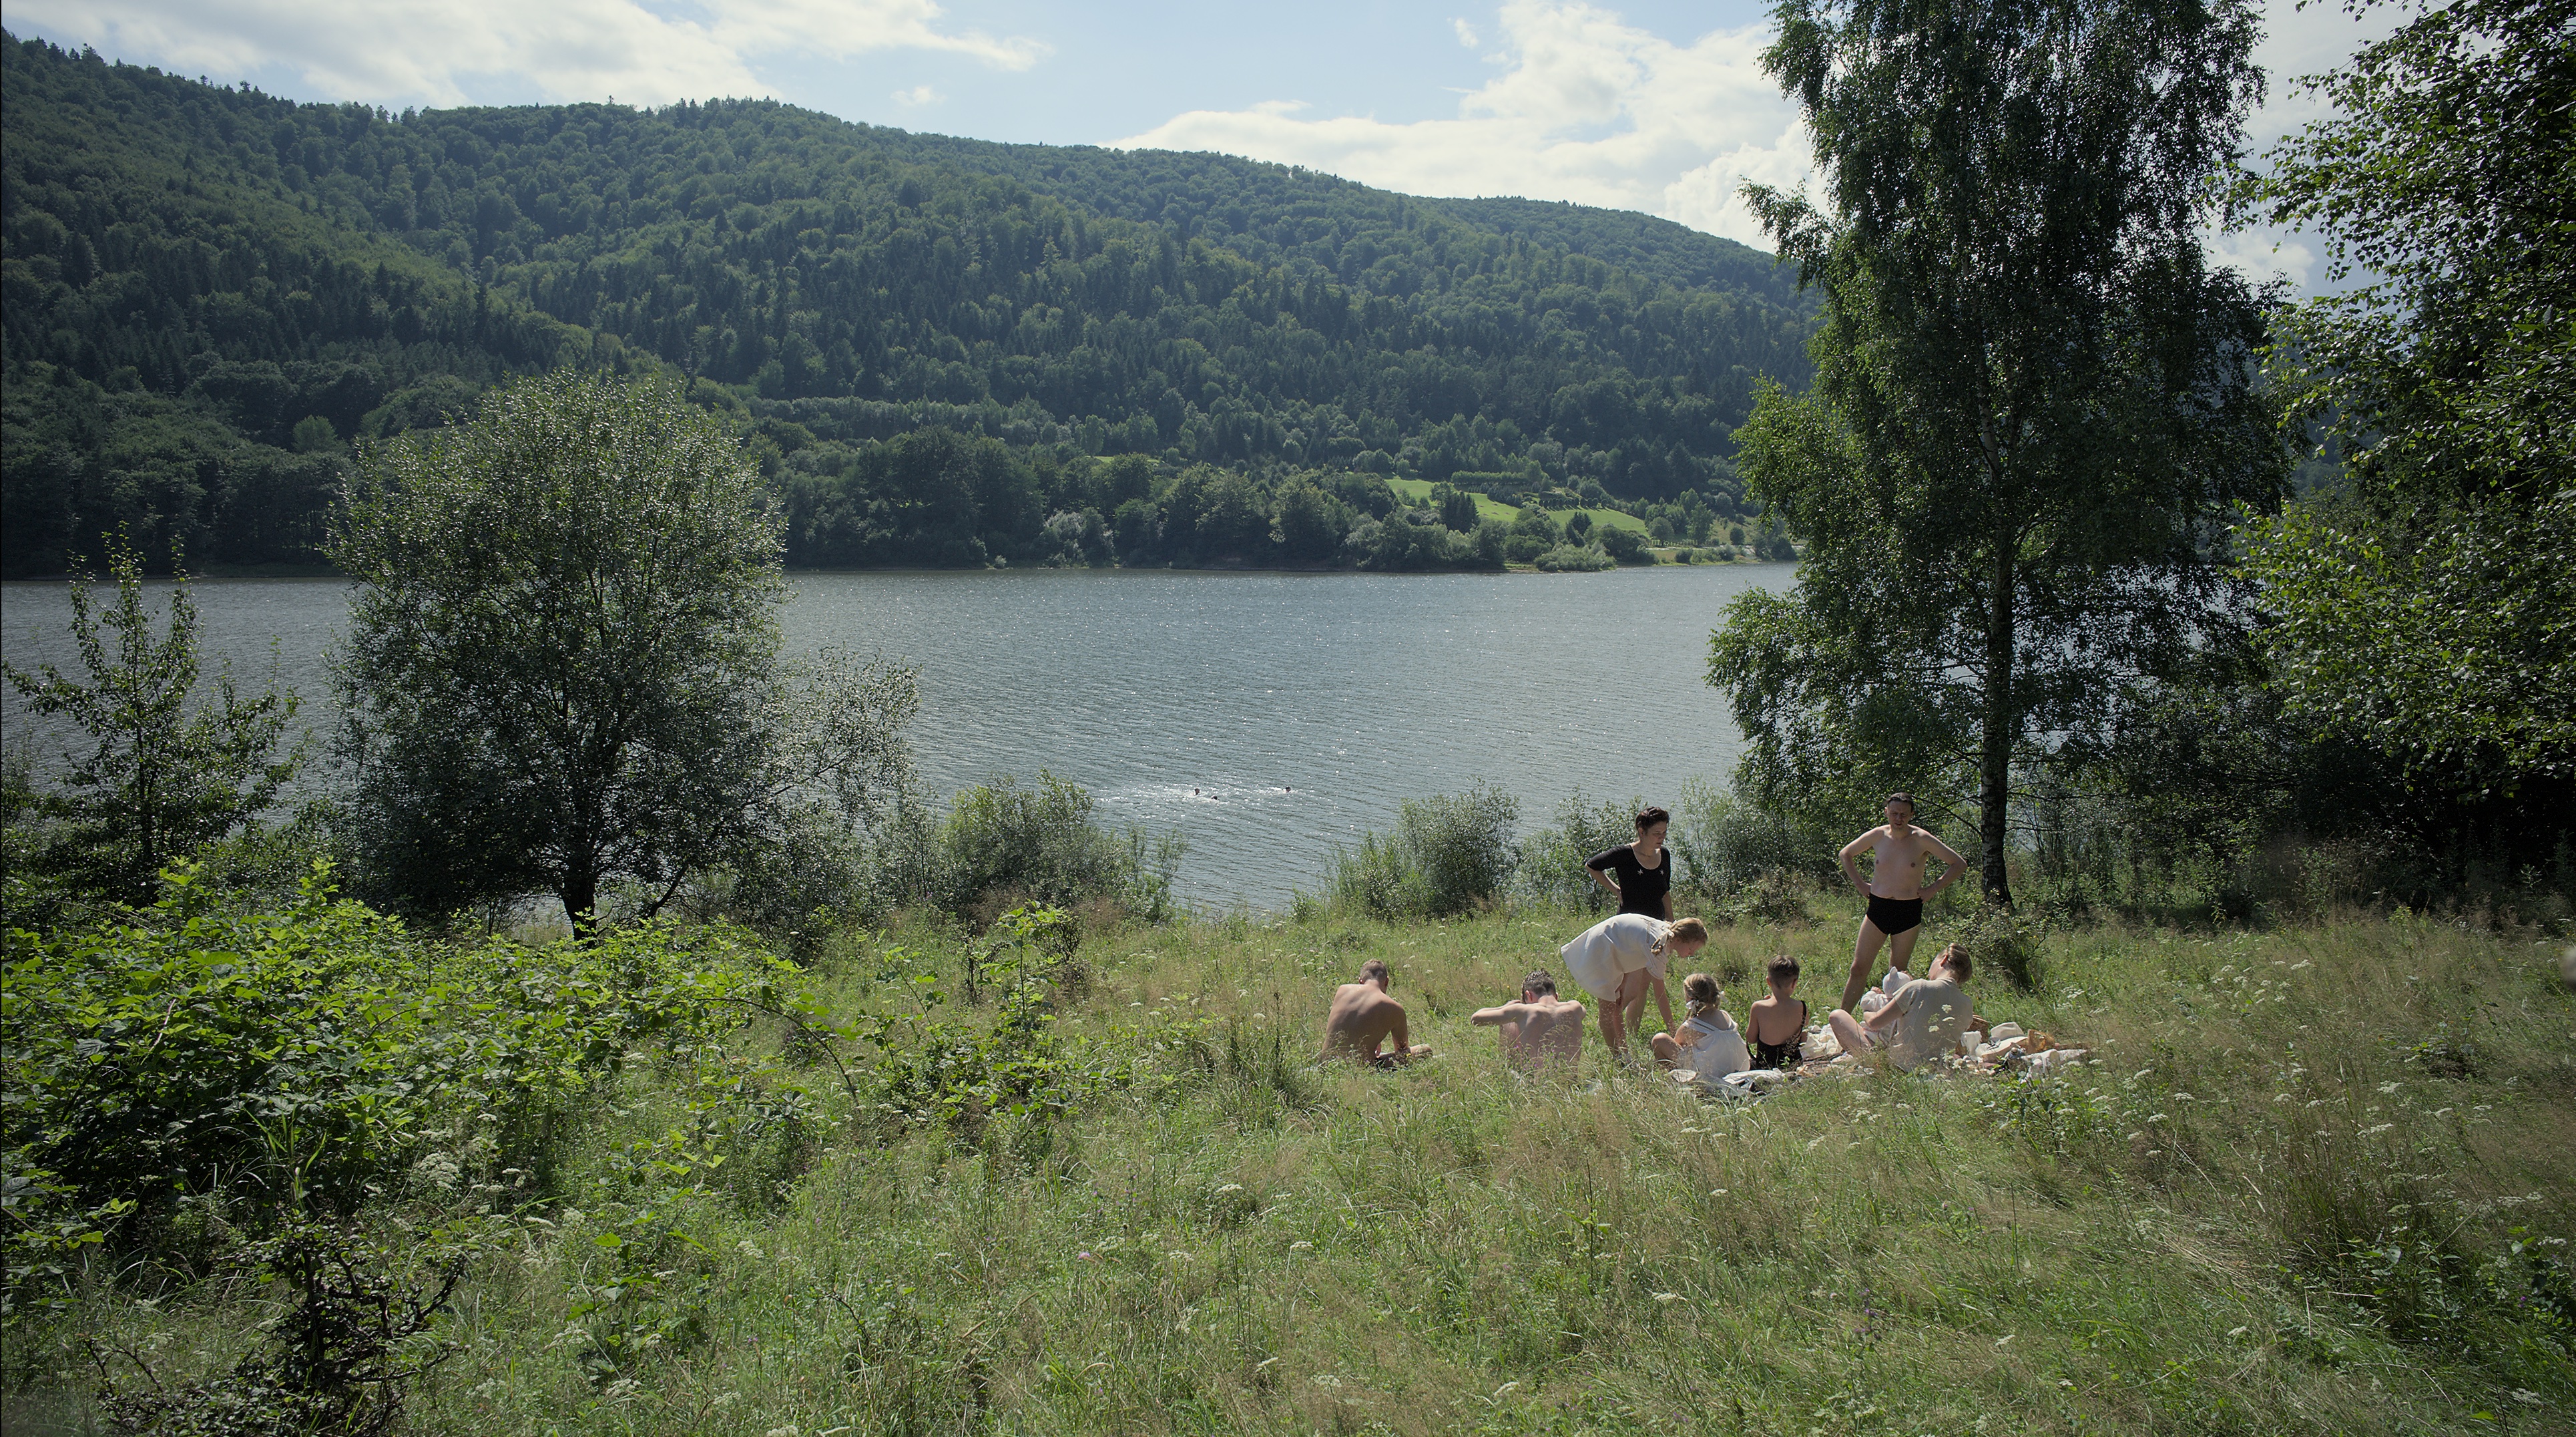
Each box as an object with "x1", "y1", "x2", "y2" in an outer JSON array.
[{"x1": 1651, "y1": 973, "x2": 1748, "y2": 1081}]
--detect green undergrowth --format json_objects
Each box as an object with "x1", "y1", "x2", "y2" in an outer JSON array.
[{"x1": 5, "y1": 886, "x2": 2571, "y2": 1434}]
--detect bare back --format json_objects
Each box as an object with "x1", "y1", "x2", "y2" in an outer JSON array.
[
  {"x1": 1323, "y1": 982, "x2": 1409, "y2": 1061},
  {"x1": 1746, "y1": 992, "x2": 1808, "y2": 1046},
  {"x1": 1493, "y1": 995, "x2": 1585, "y2": 1070}
]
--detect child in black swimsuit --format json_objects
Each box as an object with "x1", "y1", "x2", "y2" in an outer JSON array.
[{"x1": 1744, "y1": 954, "x2": 1810, "y2": 1070}]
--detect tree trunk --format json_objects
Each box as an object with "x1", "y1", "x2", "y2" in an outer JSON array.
[
  {"x1": 562, "y1": 862, "x2": 599, "y2": 936},
  {"x1": 1980, "y1": 540, "x2": 2016, "y2": 908}
]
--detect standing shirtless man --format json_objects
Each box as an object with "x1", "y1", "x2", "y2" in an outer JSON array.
[
  {"x1": 1836, "y1": 792, "x2": 1969, "y2": 1014},
  {"x1": 1469, "y1": 970, "x2": 1586, "y2": 1071}
]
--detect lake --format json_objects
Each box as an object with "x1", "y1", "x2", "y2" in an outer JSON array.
[{"x1": 1, "y1": 564, "x2": 1788, "y2": 909}]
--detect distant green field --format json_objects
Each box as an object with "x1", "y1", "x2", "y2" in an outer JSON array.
[{"x1": 1387, "y1": 477, "x2": 1651, "y2": 535}]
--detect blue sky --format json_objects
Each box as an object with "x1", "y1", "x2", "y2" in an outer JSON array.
[{"x1": 10, "y1": 0, "x2": 2386, "y2": 284}]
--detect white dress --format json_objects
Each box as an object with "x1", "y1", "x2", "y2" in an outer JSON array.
[{"x1": 1559, "y1": 913, "x2": 1670, "y2": 1002}]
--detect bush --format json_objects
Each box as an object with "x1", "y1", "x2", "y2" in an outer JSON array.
[
  {"x1": 1534, "y1": 543, "x2": 1614, "y2": 572},
  {"x1": 1718, "y1": 868, "x2": 1816, "y2": 928},
  {"x1": 1949, "y1": 899, "x2": 2045, "y2": 991},
  {"x1": 1513, "y1": 791, "x2": 1647, "y2": 912},
  {"x1": 1598, "y1": 526, "x2": 1653, "y2": 564},
  {"x1": 97, "y1": 1220, "x2": 476, "y2": 1436},
  {"x1": 1328, "y1": 784, "x2": 1519, "y2": 918},
  {"x1": 1, "y1": 871, "x2": 799, "y2": 1308},
  {"x1": 1669, "y1": 779, "x2": 1839, "y2": 902},
  {"x1": 878, "y1": 773, "x2": 1181, "y2": 923}
]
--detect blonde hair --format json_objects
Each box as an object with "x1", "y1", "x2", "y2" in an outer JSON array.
[
  {"x1": 1665, "y1": 916, "x2": 1708, "y2": 946},
  {"x1": 1680, "y1": 972, "x2": 1723, "y2": 1017}
]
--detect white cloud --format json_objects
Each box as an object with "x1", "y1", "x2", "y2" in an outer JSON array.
[
  {"x1": 1116, "y1": 0, "x2": 2394, "y2": 289},
  {"x1": 1116, "y1": 1, "x2": 1802, "y2": 246},
  {"x1": 2204, "y1": 225, "x2": 2321, "y2": 290},
  {"x1": 8, "y1": 0, "x2": 1045, "y2": 108},
  {"x1": 2216, "y1": 0, "x2": 2401, "y2": 290},
  {"x1": 894, "y1": 84, "x2": 943, "y2": 106}
]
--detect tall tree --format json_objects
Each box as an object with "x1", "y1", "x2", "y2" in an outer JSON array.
[
  {"x1": 3, "y1": 537, "x2": 302, "y2": 903},
  {"x1": 1708, "y1": 0, "x2": 2285, "y2": 903},
  {"x1": 2235, "y1": 0, "x2": 2575, "y2": 799},
  {"x1": 332, "y1": 371, "x2": 913, "y2": 927}
]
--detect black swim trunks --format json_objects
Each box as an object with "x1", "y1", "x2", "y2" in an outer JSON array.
[{"x1": 1866, "y1": 894, "x2": 1922, "y2": 937}]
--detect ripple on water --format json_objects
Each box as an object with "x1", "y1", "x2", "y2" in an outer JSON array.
[{"x1": 1, "y1": 564, "x2": 1791, "y2": 909}]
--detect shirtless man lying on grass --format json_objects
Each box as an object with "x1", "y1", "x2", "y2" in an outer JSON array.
[
  {"x1": 1322, "y1": 959, "x2": 1433, "y2": 1067},
  {"x1": 1837, "y1": 791, "x2": 1969, "y2": 1014},
  {"x1": 1470, "y1": 970, "x2": 1585, "y2": 1070}
]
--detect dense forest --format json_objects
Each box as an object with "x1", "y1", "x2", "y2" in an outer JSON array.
[{"x1": 0, "y1": 35, "x2": 1816, "y2": 575}]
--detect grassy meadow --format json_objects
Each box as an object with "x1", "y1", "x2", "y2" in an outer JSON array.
[
  {"x1": 1385, "y1": 477, "x2": 1653, "y2": 538},
  {"x1": 10, "y1": 890, "x2": 2572, "y2": 1436}
]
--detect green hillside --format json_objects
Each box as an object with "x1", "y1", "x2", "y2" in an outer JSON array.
[{"x1": 0, "y1": 35, "x2": 1815, "y2": 575}]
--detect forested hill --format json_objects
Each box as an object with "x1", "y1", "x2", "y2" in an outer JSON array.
[{"x1": 1, "y1": 35, "x2": 1816, "y2": 575}]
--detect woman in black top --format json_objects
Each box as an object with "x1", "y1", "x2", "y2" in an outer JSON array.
[{"x1": 1586, "y1": 806, "x2": 1673, "y2": 919}]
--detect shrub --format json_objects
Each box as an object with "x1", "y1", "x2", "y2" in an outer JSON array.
[
  {"x1": 1, "y1": 865, "x2": 427, "y2": 1238},
  {"x1": 1328, "y1": 785, "x2": 1519, "y2": 918},
  {"x1": 1, "y1": 870, "x2": 800, "y2": 1308},
  {"x1": 1949, "y1": 899, "x2": 2045, "y2": 990},
  {"x1": 879, "y1": 773, "x2": 1181, "y2": 923},
  {"x1": 1598, "y1": 526, "x2": 1653, "y2": 564},
  {"x1": 1669, "y1": 779, "x2": 1839, "y2": 902},
  {"x1": 1718, "y1": 868, "x2": 1816, "y2": 928},
  {"x1": 1534, "y1": 543, "x2": 1614, "y2": 572},
  {"x1": 97, "y1": 1220, "x2": 477, "y2": 1436},
  {"x1": 1, "y1": 537, "x2": 303, "y2": 909},
  {"x1": 848, "y1": 905, "x2": 1154, "y2": 1144},
  {"x1": 1513, "y1": 791, "x2": 1647, "y2": 912}
]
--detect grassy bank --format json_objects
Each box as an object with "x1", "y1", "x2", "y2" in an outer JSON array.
[
  {"x1": 9, "y1": 893, "x2": 2571, "y2": 1434},
  {"x1": 1386, "y1": 477, "x2": 1652, "y2": 537}
]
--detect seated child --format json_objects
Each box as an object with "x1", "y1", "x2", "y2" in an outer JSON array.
[
  {"x1": 1743, "y1": 954, "x2": 1810, "y2": 1070},
  {"x1": 1650, "y1": 973, "x2": 1748, "y2": 1082}
]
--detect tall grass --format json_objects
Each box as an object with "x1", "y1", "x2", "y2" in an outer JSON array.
[{"x1": 11, "y1": 892, "x2": 2567, "y2": 1434}]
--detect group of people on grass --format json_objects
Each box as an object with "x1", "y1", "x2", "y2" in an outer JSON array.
[{"x1": 1321, "y1": 792, "x2": 1988, "y2": 1077}]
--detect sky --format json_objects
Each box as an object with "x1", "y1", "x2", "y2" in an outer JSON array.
[{"x1": 8, "y1": 0, "x2": 2392, "y2": 289}]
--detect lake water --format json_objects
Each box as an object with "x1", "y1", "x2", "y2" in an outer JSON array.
[{"x1": 1, "y1": 565, "x2": 1788, "y2": 909}]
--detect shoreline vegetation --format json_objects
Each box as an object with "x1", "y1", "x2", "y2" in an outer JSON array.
[{"x1": 0, "y1": 545, "x2": 1790, "y2": 586}]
